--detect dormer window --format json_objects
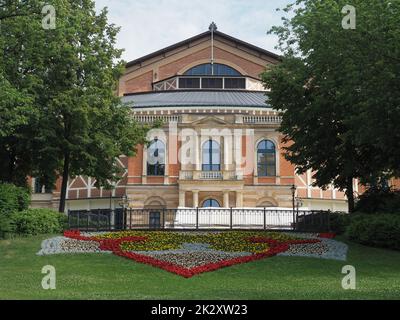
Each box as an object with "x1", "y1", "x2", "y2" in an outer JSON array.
[{"x1": 152, "y1": 62, "x2": 263, "y2": 91}]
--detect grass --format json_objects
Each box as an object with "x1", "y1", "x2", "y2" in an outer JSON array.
[{"x1": 0, "y1": 234, "x2": 399, "y2": 300}]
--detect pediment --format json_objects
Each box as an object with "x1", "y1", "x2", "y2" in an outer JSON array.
[{"x1": 189, "y1": 115, "x2": 231, "y2": 126}]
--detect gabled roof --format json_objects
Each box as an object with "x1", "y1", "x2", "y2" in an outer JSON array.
[
  {"x1": 126, "y1": 30, "x2": 281, "y2": 68},
  {"x1": 121, "y1": 90, "x2": 270, "y2": 108}
]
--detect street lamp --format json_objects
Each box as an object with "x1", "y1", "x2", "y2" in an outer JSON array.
[
  {"x1": 118, "y1": 194, "x2": 129, "y2": 230},
  {"x1": 119, "y1": 194, "x2": 128, "y2": 209},
  {"x1": 296, "y1": 197, "x2": 303, "y2": 211},
  {"x1": 290, "y1": 184, "x2": 297, "y2": 230}
]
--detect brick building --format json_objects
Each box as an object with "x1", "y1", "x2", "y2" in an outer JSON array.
[{"x1": 31, "y1": 24, "x2": 398, "y2": 213}]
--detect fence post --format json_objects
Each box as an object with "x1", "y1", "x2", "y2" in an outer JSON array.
[
  {"x1": 124, "y1": 208, "x2": 127, "y2": 230},
  {"x1": 319, "y1": 210, "x2": 323, "y2": 230},
  {"x1": 162, "y1": 208, "x2": 166, "y2": 229},
  {"x1": 292, "y1": 208, "x2": 296, "y2": 231},
  {"x1": 130, "y1": 209, "x2": 132, "y2": 230},
  {"x1": 327, "y1": 210, "x2": 331, "y2": 232},
  {"x1": 196, "y1": 207, "x2": 199, "y2": 230},
  {"x1": 77, "y1": 211, "x2": 80, "y2": 230},
  {"x1": 108, "y1": 210, "x2": 111, "y2": 231},
  {"x1": 67, "y1": 210, "x2": 71, "y2": 229},
  {"x1": 97, "y1": 209, "x2": 100, "y2": 231},
  {"x1": 230, "y1": 207, "x2": 233, "y2": 229},
  {"x1": 86, "y1": 211, "x2": 90, "y2": 232},
  {"x1": 263, "y1": 208, "x2": 266, "y2": 230}
]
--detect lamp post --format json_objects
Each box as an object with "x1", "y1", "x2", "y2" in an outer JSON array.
[{"x1": 290, "y1": 184, "x2": 297, "y2": 230}]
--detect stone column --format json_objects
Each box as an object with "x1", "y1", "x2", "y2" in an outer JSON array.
[
  {"x1": 236, "y1": 191, "x2": 243, "y2": 208},
  {"x1": 223, "y1": 191, "x2": 230, "y2": 208},
  {"x1": 195, "y1": 133, "x2": 201, "y2": 171},
  {"x1": 179, "y1": 191, "x2": 186, "y2": 207},
  {"x1": 192, "y1": 190, "x2": 199, "y2": 208}
]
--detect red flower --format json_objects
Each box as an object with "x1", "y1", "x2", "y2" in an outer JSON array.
[
  {"x1": 63, "y1": 230, "x2": 321, "y2": 278},
  {"x1": 318, "y1": 233, "x2": 336, "y2": 239}
]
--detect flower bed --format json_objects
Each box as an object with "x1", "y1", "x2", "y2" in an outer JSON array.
[{"x1": 58, "y1": 230, "x2": 328, "y2": 278}]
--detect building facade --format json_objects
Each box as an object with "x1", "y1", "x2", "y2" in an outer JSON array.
[{"x1": 32, "y1": 25, "x2": 398, "y2": 213}]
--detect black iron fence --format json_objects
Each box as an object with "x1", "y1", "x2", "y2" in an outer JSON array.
[{"x1": 68, "y1": 208, "x2": 332, "y2": 232}]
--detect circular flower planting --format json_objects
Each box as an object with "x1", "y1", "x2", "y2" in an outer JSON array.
[{"x1": 38, "y1": 230, "x2": 347, "y2": 277}]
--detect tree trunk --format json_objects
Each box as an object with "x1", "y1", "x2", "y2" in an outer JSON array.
[
  {"x1": 346, "y1": 179, "x2": 355, "y2": 213},
  {"x1": 58, "y1": 153, "x2": 70, "y2": 213},
  {"x1": 7, "y1": 149, "x2": 16, "y2": 184}
]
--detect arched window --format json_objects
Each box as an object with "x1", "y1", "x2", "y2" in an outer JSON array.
[
  {"x1": 202, "y1": 140, "x2": 220, "y2": 171},
  {"x1": 257, "y1": 140, "x2": 276, "y2": 177},
  {"x1": 202, "y1": 199, "x2": 220, "y2": 208},
  {"x1": 184, "y1": 63, "x2": 241, "y2": 76},
  {"x1": 147, "y1": 139, "x2": 165, "y2": 176}
]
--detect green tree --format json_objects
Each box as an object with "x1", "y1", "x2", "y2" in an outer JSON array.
[
  {"x1": 33, "y1": 0, "x2": 150, "y2": 212},
  {"x1": 262, "y1": 0, "x2": 400, "y2": 212},
  {"x1": 0, "y1": 1, "x2": 43, "y2": 185},
  {"x1": 0, "y1": 1, "x2": 150, "y2": 212}
]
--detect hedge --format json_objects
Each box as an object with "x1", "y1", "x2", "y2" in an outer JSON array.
[
  {"x1": 347, "y1": 214, "x2": 400, "y2": 251},
  {"x1": 11, "y1": 208, "x2": 67, "y2": 236},
  {"x1": 0, "y1": 183, "x2": 31, "y2": 238},
  {"x1": 0, "y1": 183, "x2": 30, "y2": 215},
  {"x1": 355, "y1": 188, "x2": 400, "y2": 214}
]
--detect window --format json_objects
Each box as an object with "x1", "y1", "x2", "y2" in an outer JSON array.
[
  {"x1": 202, "y1": 199, "x2": 220, "y2": 208},
  {"x1": 147, "y1": 139, "x2": 165, "y2": 176},
  {"x1": 201, "y1": 77, "x2": 223, "y2": 89},
  {"x1": 202, "y1": 140, "x2": 220, "y2": 171},
  {"x1": 184, "y1": 63, "x2": 241, "y2": 76},
  {"x1": 178, "y1": 77, "x2": 200, "y2": 89},
  {"x1": 257, "y1": 140, "x2": 276, "y2": 177},
  {"x1": 33, "y1": 178, "x2": 51, "y2": 194},
  {"x1": 224, "y1": 77, "x2": 246, "y2": 89}
]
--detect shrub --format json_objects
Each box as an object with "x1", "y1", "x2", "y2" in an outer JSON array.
[
  {"x1": 347, "y1": 214, "x2": 400, "y2": 250},
  {"x1": 0, "y1": 183, "x2": 30, "y2": 238},
  {"x1": 329, "y1": 212, "x2": 350, "y2": 234},
  {"x1": 355, "y1": 188, "x2": 400, "y2": 214},
  {"x1": 0, "y1": 183, "x2": 30, "y2": 215},
  {"x1": 0, "y1": 214, "x2": 13, "y2": 238},
  {"x1": 11, "y1": 208, "x2": 67, "y2": 236}
]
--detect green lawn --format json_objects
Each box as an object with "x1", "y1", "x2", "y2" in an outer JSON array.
[{"x1": 0, "y1": 234, "x2": 399, "y2": 300}]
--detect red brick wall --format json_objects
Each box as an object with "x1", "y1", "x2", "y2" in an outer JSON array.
[
  {"x1": 158, "y1": 46, "x2": 265, "y2": 80},
  {"x1": 124, "y1": 70, "x2": 153, "y2": 94}
]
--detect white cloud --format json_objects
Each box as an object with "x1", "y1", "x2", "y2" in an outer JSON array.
[{"x1": 95, "y1": 0, "x2": 291, "y2": 62}]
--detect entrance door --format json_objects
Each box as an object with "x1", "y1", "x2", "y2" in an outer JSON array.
[{"x1": 149, "y1": 211, "x2": 161, "y2": 229}]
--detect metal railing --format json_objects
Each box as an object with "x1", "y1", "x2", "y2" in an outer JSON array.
[
  {"x1": 68, "y1": 208, "x2": 332, "y2": 232},
  {"x1": 179, "y1": 170, "x2": 241, "y2": 181}
]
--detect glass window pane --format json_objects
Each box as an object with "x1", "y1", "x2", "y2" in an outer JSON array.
[
  {"x1": 202, "y1": 199, "x2": 220, "y2": 207},
  {"x1": 202, "y1": 140, "x2": 220, "y2": 171},
  {"x1": 224, "y1": 78, "x2": 246, "y2": 89},
  {"x1": 184, "y1": 63, "x2": 241, "y2": 76},
  {"x1": 257, "y1": 140, "x2": 276, "y2": 177},
  {"x1": 179, "y1": 78, "x2": 200, "y2": 88},
  {"x1": 202, "y1": 78, "x2": 223, "y2": 89},
  {"x1": 147, "y1": 140, "x2": 165, "y2": 176}
]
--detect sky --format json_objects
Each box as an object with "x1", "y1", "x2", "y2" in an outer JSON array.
[{"x1": 94, "y1": 0, "x2": 292, "y2": 62}]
